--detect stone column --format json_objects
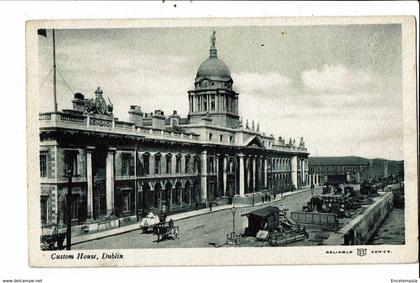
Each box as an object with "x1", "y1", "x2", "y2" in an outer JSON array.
[
  {"x1": 264, "y1": 157, "x2": 268, "y2": 188},
  {"x1": 200, "y1": 150, "x2": 208, "y2": 203},
  {"x1": 223, "y1": 155, "x2": 228, "y2": 196},
  {"x1": 106, "y1": 148, "x2": 116, "y2": 216},
  {"x1": 291, "y1": 155, "x2": 298, "y2": 190},
  {"x1": 149, "y1": 153, "x2": 155, "y2": 176},
  {"x1": 238, "y1": 154, "x2": 245, "y2": 196},
  {"x1": 179, "y1": 154, "x2": 187, "y2": 174},
  {"x1": 215, "y1": 154, "x2": 220, "y2": 196},
  {"x1": 171, "y1": 154, "x2": 176, "y2": 175},
  {"x1": 301, "y1": 159, "x2": 305, "y2": 183},
  {"x1": 86, "y1": 146, "x2": 94, "y2": 220},
  {"x1": 356, "y1": 171, "x2": 361, "y2": 184},
  {"x1": 252, "y1": 156, "x2": 256, "y2": 192},
  {"x1": 169, "y1": 186, "x2": 173, "y2": 206},
  {"x1": 246, "y1": 156, "x2": 251, "y2": 192},
  {"x1": 179, "y1": 185, "x2": 183, "y2": 205}
]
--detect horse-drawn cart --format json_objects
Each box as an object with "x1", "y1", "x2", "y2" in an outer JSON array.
[
  {"x1": 139, "y1": 212, "x2": 161, "y2": 233},
  {"x1": 153, "y1": 220, "x2": 179, "y2": 242}
]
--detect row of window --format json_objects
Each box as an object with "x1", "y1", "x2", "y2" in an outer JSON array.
[
  {"x1": 40, "y1": 150, "x2": 300, "y2": 179},
  {"x1": 140, "y1": 154, "x2": 198, "y2": 176},
  {"x1": 310, "y1": 165, "x2": 366, "y2": 173},
  {"x1": 40, "y1": 151, "x2": 79, "y2": 178}
]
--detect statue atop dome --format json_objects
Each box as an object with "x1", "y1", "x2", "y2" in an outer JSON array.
[
  {"x1": 210, "y1": 30, "x2": 216, "y2": 49},
  {"x1": 209, "y1": 30, "x2": 218, "y2": 58}
]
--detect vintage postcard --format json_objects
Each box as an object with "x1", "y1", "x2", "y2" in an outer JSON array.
[{"x1": 26, "y1": 16, "x2": 418, "y2": 267}]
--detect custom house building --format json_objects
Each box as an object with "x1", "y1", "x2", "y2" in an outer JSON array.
[{"x1": 39, "y1": 32, "x2": 311, "y2": 234}]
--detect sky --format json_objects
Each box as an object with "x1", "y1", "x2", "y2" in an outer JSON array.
[{"x1": 38, "y1": 24, "x2": 403, "y2": 160}]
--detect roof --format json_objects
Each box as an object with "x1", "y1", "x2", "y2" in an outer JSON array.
[
  {"x1": 308, "y1": 156, "x2": 369, "y2": 166},
  {"x1": 242, "y1": 206, "x2": 280, "y2": 218},
  {"x1": 196, "y1": 57, "x2": 231, "y2": 78}
]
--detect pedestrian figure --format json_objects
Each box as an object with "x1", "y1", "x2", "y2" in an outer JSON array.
[
  {"x1": 261, "y1": 196, "x2": 264, "y2": 203},
  {"x1": 274, "y1": 193, "x2": 276, "y2": 200},
  {"x1": 209, "y1": 200, "x2": 213, "y2": 211}
]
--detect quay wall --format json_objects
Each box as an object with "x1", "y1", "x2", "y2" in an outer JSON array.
[{"x1": 324, "y1": 192, "x2": 393, "y2": 245}]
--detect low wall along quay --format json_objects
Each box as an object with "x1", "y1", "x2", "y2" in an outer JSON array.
[{"x1": 324, "y1": 192, "x2": 394, "y2": 245}]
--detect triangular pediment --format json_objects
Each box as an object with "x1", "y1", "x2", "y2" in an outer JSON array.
[{"x1": 244, "y1": 136, "x2": 265, "y2": 148}]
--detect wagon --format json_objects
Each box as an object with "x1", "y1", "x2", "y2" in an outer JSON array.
[
  {"x1": 153, "y1": 220, "x2": 179, "y2": 242},
  {"x1": 139, "y1": 212, "x2": 160, "y2": 233}
]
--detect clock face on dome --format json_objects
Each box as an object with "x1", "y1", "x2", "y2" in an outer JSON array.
[
  {"x1": 95, "y1": 96, "x2": 107, "y2": 114},
  {"x1": 203, "y1": 80, "x2": 209, "y2": 87}
]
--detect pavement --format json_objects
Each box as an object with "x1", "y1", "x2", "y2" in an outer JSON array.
[{"x1": 71, "y1": 186, "x2": 316, "y2": 247}]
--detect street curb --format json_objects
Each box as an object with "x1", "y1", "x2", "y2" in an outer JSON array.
[{"x1": 72, "y1": 188, "x2": 312, "y2": 246}]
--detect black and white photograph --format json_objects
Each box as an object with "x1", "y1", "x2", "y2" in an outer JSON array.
[{"x1": 25, "y1": 15, "x2": 417, "y2": 267}]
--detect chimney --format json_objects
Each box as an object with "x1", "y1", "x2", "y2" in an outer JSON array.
[
  {"x1": 169, "y1": 110, "x2": 180, "y2": 127},
  {"x1": 72, "y1": 92, "x2": 85, "y2": 112},
  {"x1": 152, "y1": 109, "x2": 166, "y2": 129},
  {"x1": 128, "y1": 105, "x2": 143, "y2": 127}
]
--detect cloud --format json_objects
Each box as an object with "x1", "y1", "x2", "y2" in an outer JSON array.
[
  {"x1": 232, "y1": 72, "x2": 292, "y2": 94},
  {"x1": 301, "y1": 64, "x2": 372, "y2": 93}
]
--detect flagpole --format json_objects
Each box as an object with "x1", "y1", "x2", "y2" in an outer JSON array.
[{"x1": 52, "y1": 29, "x2": 57, "y2": 112}]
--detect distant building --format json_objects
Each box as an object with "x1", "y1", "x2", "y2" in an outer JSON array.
[
  {"x1": 39, "y1": 32, "x2": 309, "y2": 233},
  {"x1": 308, "y1": 157, "x2": 369, "y2": 185},
  {"x1": 308, "y1": 156, "x2": 404, "y2": 185}
]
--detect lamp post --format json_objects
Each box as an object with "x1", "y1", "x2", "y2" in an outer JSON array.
[
  {"x1": 65, "y1": 167, "x2": 74, "y2": 250},
  {"x1": 231, "y1": 206, "x2": 236, "y2": 239}
]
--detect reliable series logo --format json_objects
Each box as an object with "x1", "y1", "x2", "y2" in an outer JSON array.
[{"x1": 357, "y1": 248, "x2": 367, "y2": 257}]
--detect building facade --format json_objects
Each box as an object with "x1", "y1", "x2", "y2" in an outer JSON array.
[
  {"x1": 308, "y1": 157, "x2": 369, "y2": 185},
  {"x1": 39, "y1": 32, "x2": 310, "y2": 232}
]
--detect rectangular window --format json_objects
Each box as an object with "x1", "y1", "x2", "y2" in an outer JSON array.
[
  {"x1": 209, "y1": 133, "x2": 213, "y2": 140},
  {"x1": 40, "y1": 154, "x2": 47, "y2": 177},
  {"x1": 203, "y1": 96, "x2": 208, "y2": 111},
  {"x1": 229, "y1": 136, "x2": 234, "y2": 143},
  {"x1": 226, "y1": 97, "x2": 229, "y2": 112},
  {"x1": 209, "y1": 157, "x2": 215, "y2": 174},
  {"x1": 40, "y1": 196, "x2": 48, "y2": 224},
  {"x1": 64, "y1": 151, "x2": 78, "y2": 176},
  {"x1": 70, "y1": 194, "x2": 79, "y2": 221},
  {"x1": 154, "y1": 156, "x2": 161, "y2": 174},
  {"x1": 166, "y1": 155, "x2": 172, "y2": 174},
  {"x1": 176, "y1": 156, "x2": 181, "y2": 174},
  {"x1": 211, "y1": 95, "x2": 215, "y2": 111},
  {"x1": 193, "y1": 157, "x2": 198, "y2": 173},
  {"x1": 185, "y1": 155, "x2": 191, "y2": 174},
  {"x1": 219, "y1": 135, "x2": 223, "y2": 142},
  {"x1": 143, "y1": 155, "x2": 149, "y2": 175},
  {"x1": 122, "y1": 154, "x2": 130, "y2": 176}
]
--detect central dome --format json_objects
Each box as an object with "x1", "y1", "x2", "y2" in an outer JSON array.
[
  {"x1": 195, "y1": 30, "x2": 231, "y2": 80},
  {"x1": 196, "y1": 57, "x2": 231, "y2": 78}
]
